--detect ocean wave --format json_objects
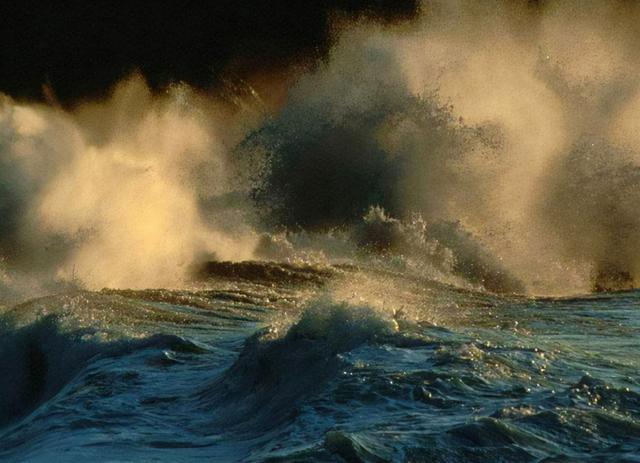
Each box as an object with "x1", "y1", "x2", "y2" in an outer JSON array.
[
  {"x1": 199, "y1": 298, "x2": 426, "y2": 433},
  {"x1": 193, "y1": 260, "x2": 337, "y2": 287},
  {"x1": 0, "y1": 314, "x2": 201, "y2": 429}
]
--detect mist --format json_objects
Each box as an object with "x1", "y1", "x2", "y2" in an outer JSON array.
[
  {"x1": 245, "y1": 0, "x2": 640, "y2": 294},
  {"x1": 2, "y1": 1, "x2": 640, "y2": 296},
  {"x1": 0, "y1": 76, "x2": 256, "y2": 293}
]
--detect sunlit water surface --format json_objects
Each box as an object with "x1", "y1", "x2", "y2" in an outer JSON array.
[{"x1": 1, "y1": 264, "x2": 639, "y2": 462}]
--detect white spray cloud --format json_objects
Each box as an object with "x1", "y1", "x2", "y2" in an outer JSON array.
[{"x1": 0, "y1": 75, "x2": 257, "y2": 291}]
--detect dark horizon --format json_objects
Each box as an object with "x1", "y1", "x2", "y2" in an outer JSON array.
[{"x1": 1, "y1": 1, "x2": 420, "y2": 106}]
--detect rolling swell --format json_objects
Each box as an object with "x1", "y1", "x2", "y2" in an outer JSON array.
[
  {"x1": 0, "y1": 284, "x2": 637, "y2": 461},
  {"x1": 0, "y1": 314, "x2": 201, "y2": 429},
  {"x1": 0, "y1": 316, "x2": 104, "y2": 427}
]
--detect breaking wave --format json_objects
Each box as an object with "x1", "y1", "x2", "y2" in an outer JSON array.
[
  {"x1": 199, "y1": 298, "x2": 425, "y2": 433},
  {"x1": 2, "y1": 2, "x2": 640, "y2": 297}
]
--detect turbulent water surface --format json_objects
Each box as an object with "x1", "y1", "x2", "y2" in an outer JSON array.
[
  {"x1": 4, "y1": 2, "x2": 640, "y2": 461},
  {"x1": 1, "y1": 260, "x2": 639, "y2": 462}
]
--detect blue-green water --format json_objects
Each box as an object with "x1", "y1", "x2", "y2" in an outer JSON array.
[{"x1": 1, "y1": 264, "x2": 639, "y2": 462}]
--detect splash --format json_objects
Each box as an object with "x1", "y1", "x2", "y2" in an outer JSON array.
[
  {"x1": 3, "y1": 1, "x2": 640, "y2": 296},
  {"x1": 242, "y1": 0, "x2": 640, "y2": 294},
  {"x1": 0, "y1": 76, "x2": 256, "y2": 292}
]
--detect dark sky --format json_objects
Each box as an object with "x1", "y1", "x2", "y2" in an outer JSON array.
[{"x1": 0, "y1": 1, "x2": 419, "y2": 106}]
